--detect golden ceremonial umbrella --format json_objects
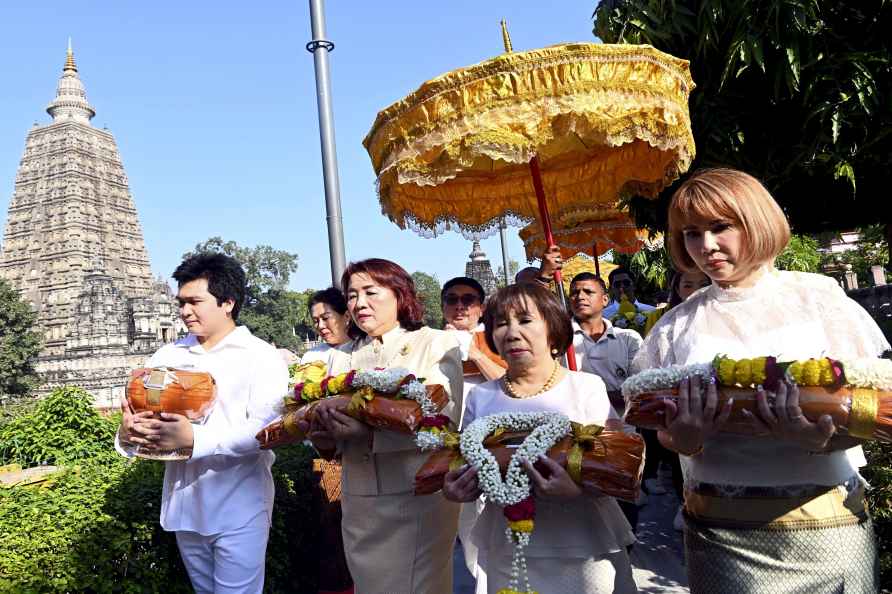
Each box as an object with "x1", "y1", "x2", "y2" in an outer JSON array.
[
  {"x1": 557, "y1": 254, "x2": 618, "y2": 294},
  {"x1": 363, "y1": 23, "x2": 695, "y2": 368},
  {"x1": 519, "y1": 202, "x2": 647, "y2": 277}
]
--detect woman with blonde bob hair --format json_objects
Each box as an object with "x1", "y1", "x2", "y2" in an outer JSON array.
[{"x1": 634, "y1": 168, "x2": 888, "y2": 592}]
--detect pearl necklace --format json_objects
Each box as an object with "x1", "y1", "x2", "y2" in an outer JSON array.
[{"x1": 503, "y1": 360, "x2": 560, "y2": 399}]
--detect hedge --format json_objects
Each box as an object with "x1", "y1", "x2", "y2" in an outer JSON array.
[{"x1": 0, "y1": 387, "x2": 322, "y2": 593}]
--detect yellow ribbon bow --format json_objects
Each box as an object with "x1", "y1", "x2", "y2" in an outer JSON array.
[
  {"x1": 347, "y1": 386, "x2": 375, "y2": 415},
  {"x1": 567, "y1": 422, "x2": 606, "y2": 484}
]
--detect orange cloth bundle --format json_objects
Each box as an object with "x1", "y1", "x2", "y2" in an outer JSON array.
[
  {"x1": 462, "y1": 332, "x2": 508, "y2": 376},
  {"x1": 625, "y1": 384, "x2": 892, "y2": 442},
  {"x1": 623, "y1": 356, "x2": 892, "y2": 442},
  {"x1": 126, "y1": 368, "x2": 217, "y2": 460},
  {"x1": 414, "y1": 426, "x2": 644, "y2": 501},
  {"x1": 255, "y1": 384, "x2": 448, "y2": 450}
]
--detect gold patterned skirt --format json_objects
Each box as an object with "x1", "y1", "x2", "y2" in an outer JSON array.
[{"x1": 683, "y1": 477, "x2": 879, "y2": 593}]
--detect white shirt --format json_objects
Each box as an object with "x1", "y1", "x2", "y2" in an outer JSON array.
[
  {"x1": 634, "y1": 269, "x2": 890, "y2": 487},
  {"x1": 448, "y1": 324, "x2": 486, "y2": 394},
  {"x1": 602, "y1": 299, "x2": 655, "y2": 320},
  {"x1": 572, "y1": 318, "x2": 642, "y2": 394},
  {"x1": 300, "y1": 342, "x2": 333, "y2": 365},
  {"x1": 116, "y1": 325, "x2": 289, "y2": 535}
]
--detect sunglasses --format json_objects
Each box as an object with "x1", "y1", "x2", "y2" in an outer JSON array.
[
  {"x1": 612, "y1": 279, "x2": 633, "y2": 288},
  {"x1": 444, "y1": 294, "x2": 480, "y2": 307}
]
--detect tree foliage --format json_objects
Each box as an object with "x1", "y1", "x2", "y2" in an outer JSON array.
[
  {"x1": 0, "y1": 386, "x2": 322, "y2": 593},
  {"x1": 775, "y1": 234, "x2": 823, "y2": 272},
  {"x1": 184, "y1": 237, "x2": 299, "y2": 306},
  {"x1": 240, "y1": 288, "x2": 315, "y2": 351},
  {"x1": 411, "y1": 271, "x2": 443, "y2": 328},
  {"x1": 0, "y1": 278, "x2": 42, "y2": 401},
  {"x1": 593, "y1": 1, "x2": 892, "y2": 234},
  {"x1": 824, "y1": 224, "x2": 890, "y2": 285},
  {"x1": 496, "y1": 259, "x2": 521, "y2": 288},
  {"x1": 184, "y1": 238, "x2": 313, "y2": 351},
  {"x1": 610, "y1": 246, "x2": 673, "y2": 302}
]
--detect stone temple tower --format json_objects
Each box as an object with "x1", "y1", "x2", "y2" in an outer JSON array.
[
  {"x1": 0, "y1": 43, "x2": 181, "y2": 405},
  {"x1": 464, "y1": 241, "x2": 498, "y2": 296}
]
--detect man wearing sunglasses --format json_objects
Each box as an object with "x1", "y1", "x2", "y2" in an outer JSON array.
[
  {"x1": 441, "y1": 277, "x2": 506, "y2": 391},
  {"x1": 603, "y1": 267, "x2": 656, "y2": 320},
  {"x1": 441, "y1": 276, "x2": 506, "y2": 594}
]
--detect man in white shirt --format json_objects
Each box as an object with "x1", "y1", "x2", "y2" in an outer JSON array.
[
  {"x1": 441, "y1": 276, "x2": 506, "y2": 594},
  {"x1": 602, "y1": 267, "x2": 656, "y2": 320},
  {"x1": 116, "y1": 253, "x2": 288, "y2": 594}
]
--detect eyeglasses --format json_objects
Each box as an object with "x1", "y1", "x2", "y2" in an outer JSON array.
[
  {"x1": 444, "y1": 294, "x2": 480, "y2": 307},
  {"x1": 612, "y1": 279, "x2": 633, "y2": 288}
]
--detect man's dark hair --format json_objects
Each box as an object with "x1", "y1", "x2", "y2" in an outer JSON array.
[
  {"x1": 309, "y1": 287, "x2": 348, "y2": 315},
  {"x1": 607, "y1": 266, "x2": 634, "y2": 285},
  {"x1": 569, "y1": 272, "x2": 607, "y2": 294},
  {"x1": 441, "y1": 276, "x2": 486, "y2": 303},
  {"x1": 173, "y1": 253, "x2": 247, "y2": 320}
]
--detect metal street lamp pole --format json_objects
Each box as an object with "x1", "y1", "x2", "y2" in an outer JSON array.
[
  {"x1": 499, "y1": 218, "x2": 511, "y2": 285},
  {"x1": 307, "y1": 0, "x2": 347, "y2": 286}
]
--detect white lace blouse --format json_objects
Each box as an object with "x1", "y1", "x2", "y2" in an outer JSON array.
[{"x1": 633, "y1": 268, "x2": 890, "y2": 487}]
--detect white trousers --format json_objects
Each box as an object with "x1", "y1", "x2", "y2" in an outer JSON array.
[{"x1": 175, "y1": 511, "x2": 270, "y2": 594}]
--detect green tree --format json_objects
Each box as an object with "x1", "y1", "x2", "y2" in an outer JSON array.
[
  {"x1": 184, "y1": 237, "x2": 299, "y2": 306},
  {"x1": 775, "y1": 234, "x2": 823, "y2": 272},
  {"x1": 183, "y1": 238, "x2": 311, "y2": 350},
  {"x1": 822, "y1": 224, "x2": 890, "y2": 285},
  {"x1": 496, "y1": 259, "x2": 521, "y2": 288},
  {"x1": 593, "y1": 1, "x2": 892, "y2": 235},
  {"x1": 240, "y1": 289, "x2": 315, "y2": 352},
  {"x1": 610, "y1": 246, "x2": 672, "y2": 302},
  {"x1": 0, "y1": 278, "x2": 42, "y2": 400},
  {"x1": 411, "y1": 271, "x2": 443, "y2": 328}
]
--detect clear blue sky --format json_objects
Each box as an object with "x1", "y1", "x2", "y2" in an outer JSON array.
[{"x1": 0, "y1": 1, "x2": 599, "y2": 291}]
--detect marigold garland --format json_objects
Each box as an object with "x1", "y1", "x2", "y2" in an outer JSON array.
[{"x1": 624, "y1": 356, "x2": 891, "y2": 397}]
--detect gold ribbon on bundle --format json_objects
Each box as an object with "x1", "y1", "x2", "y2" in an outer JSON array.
[
  {"x1": 347, "y1": 386, "x2": 375, "y2": 415},
  {"x1": 440, "y1": 429, "x2": 461, "y2": 450},
  {"x1": 280, "y1": 397, "x2": 314, "y2": 436},
  {"x1": 282, "y1": 410, "x2": 301, "y2": 436},
  {"x1": 567, "y1": 422, "x2": 606, "y2": 484},
  {"x1": 848, "y1": 388, "x2": 879, "y2": 439},
  {"x1": 448, "y1": 453, "x2": 467, "y2": 472}
]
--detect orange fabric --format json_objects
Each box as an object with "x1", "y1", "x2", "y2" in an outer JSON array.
[{"x1": 463, "y1": 331, "x2": 508, "y2": 376}]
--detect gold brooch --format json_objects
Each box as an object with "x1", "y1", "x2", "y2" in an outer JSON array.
[{"x1": 399, "y1": 344, "x2": 411, "y2": 356}]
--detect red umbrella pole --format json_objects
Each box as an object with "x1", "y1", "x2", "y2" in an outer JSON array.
[{"x1": 529, "y1": 155, "x2": 577, "y2": 371}]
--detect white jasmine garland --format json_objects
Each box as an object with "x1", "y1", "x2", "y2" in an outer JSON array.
[
  {"x1": 621, "y1": 357, "x2": 892, "y2": 398},
  {"x1": 460, "y1": 412, "x2": 570, "y2": 594},
  {"x1": 415, "y1": 431, "x2": 446, "y2": 450},
  {"x1": 841, "y1": 358, "x2": 892, "y2": 391},
  {"x1": 460, "y1": 412, "x2": 571, "y2": 507},
  {"x1": 352, "y1": 367, "x2": 413, "y2": 393},
  {"x1": 350, "y1": 367, "x2": 436, "y2": 415},
  {"x1": 621, "y1": 362, "x2": 714, "y2": 399}
]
